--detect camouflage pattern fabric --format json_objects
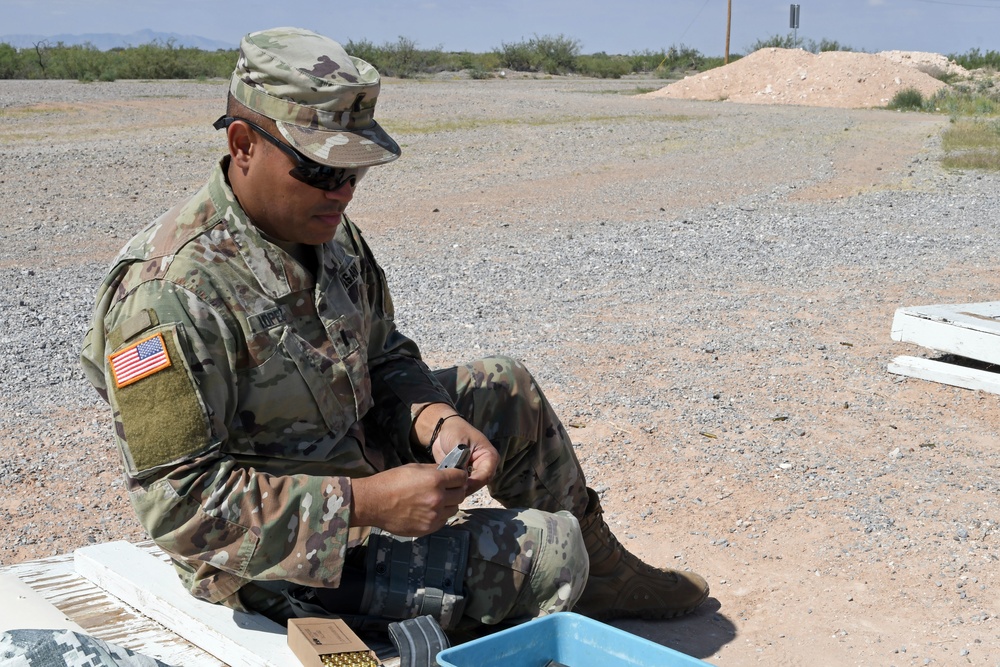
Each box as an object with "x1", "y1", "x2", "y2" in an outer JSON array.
[
  {"x1": 231, "y1": 27, "x2": 400, "y2": 168},
  {"x1": 0, "y1": 629, "x2": 173, "y2": 667},
  {"x1": 81, "y1": 157, "x2": 454, "y2": 604},
  {"x1": 80, "y1": 159, "x2": 592, "y2": 627},
  {"x1": 449, "y1": 507, "x2": 587, "y2": 629}
]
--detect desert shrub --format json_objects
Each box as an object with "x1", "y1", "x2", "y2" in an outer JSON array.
[
  {"x1": 343, "y1": 39, "x2": 380, "y2": 67},
  {"x1": 748, "y1": 35, "x2": 857, "y2": 54},
  {"x1": 749, "y1": 34, "x2": 799, "y2": 51},
  {"x1": 131, "y1": 41, "x2": 230, "y2": 79},
  {"x1": 46, "y1": 42, "x2": 107, "y2": 81},
  {"x1": 976, "y1": 77, "x2": 997, "y2": 95},
  {"x1": 949, "y1": 48, "x2": 1000, "y2": 71},
  {"x1": 576, "y1": 53, "x2": 632, "y2": 79},
  {"x1": 814, "y1": 39, "x2": 854, "y2": 53},
  {"x1": 495, "y1": 40, "x2": 539, "y2": 72},
  {"x1": 629, "y1": 44, "x2": 718, "y2": 79},
  {"x1": 929, "y1": 84, "x2": 1000, "y2": 115},
  {"x1": 0, "y1": 43, "x2": 27, "y2": 78},
  {"x1": 532, "y1": 34, "x2": 580, "y2": 74},
  {"x1": 7, "y1": 41, "x2": 238, "y2": 80},
  {"x1": 887, "y1": 87, "x2": 925, "y2": 110},
  {"x1": 447, "y1": 51, "x2": 499, "y2": 78},
  {"x1": 701, "y1": 55, "x2": 733, "y2": 70},
  {"x1": 496, "y1": 34, "x2": 580, "y2": 74},
  {"x1": 662, "y1": 45, "x2": 706, "y2": 71},
  {"x1": 378, "y1": 37, "x2": 427, "y2": 78},
  {"x1": 627, "y1": 49, "x2": 667, "y2": 74},
  {"x1": 346, "y1": 37, "x2": 448, "y2": 78}
]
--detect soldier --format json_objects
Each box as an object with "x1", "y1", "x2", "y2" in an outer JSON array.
[{"x1": 80, "y1": 26, "x2": 709, "y2": 632}]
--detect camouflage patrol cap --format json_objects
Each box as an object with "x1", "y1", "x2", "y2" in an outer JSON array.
[{"x1": 230, "y1": 27, "x2": 400, "y2": 168}]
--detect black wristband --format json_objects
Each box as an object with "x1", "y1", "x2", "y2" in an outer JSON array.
[{"x1": 425, "y1": 414, "x2": 461, "y2": 457}]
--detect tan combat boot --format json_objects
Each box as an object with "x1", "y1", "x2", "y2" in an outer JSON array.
[{"x1": 573, "y1": 489, "x2": 709, "y2": 620}]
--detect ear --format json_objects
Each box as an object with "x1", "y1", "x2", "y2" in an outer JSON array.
[{"x1": 227, "y1": 120, "x2": 256, "y2": 170}]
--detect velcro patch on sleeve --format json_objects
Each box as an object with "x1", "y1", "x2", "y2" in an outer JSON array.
[
  {"x1": 110, "y1": 326, "x2": 214, "y2": 477},
  {"x1": 109, "y1": 332, "x2": 172, "y2": 388}
]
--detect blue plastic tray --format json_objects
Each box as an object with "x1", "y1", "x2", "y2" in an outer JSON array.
[{"x1": 436, "y1": 612, "x2": 713, "y2": 667}]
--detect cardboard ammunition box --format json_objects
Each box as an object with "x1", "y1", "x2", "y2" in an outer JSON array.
[{"x1": 288, "y1": 617, "x2": 379, "y2": 667}]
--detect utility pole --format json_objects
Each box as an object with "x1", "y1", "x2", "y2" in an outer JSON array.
[{"x1": 725, "y1": 0, "x2": 732, "y2": 64}]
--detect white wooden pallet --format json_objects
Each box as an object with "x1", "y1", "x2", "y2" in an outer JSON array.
[
  {"x1": 889, "y1": 301, "x2": 1000, "y2": 393},
  {"x1": 0, "y1": 543, "x2": 225, "y2": 666},
  {"x1": 1, "y1": 541, "x2": 401, "y2": 667}
]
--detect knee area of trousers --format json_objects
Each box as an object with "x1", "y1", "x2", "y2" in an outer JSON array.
[
  {"x1": 548, "y1": 510, "x2": 590, "y2": 608},
  {"x1": 479, "y1": 356, "x2": 538, "y2": 399}
]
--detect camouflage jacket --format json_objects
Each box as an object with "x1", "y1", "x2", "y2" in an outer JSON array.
[{"x1": 80, "y1": 158, "x2": 453, "y2": 605}]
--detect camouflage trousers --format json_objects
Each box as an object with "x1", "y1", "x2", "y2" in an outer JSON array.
[{"x1": 239, "y1": 356, "x2": 593, "y2": 630}]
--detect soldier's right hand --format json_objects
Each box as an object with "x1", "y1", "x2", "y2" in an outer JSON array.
[{"x1": 349, "y1": 463, "x2": 467, "y2": 537}]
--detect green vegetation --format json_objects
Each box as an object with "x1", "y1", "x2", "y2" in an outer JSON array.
[
  {"x1": 748, "y1": 33, "x2": 856, "y2": 53},
  {"x1": 887, "y1": 87, "x2": 925, "y2": 110},
  {"x1": 929, "y1": 80, "x2": 1000, "y2": 115},
  {"x1": 941, "y1": 118, "x2": 1000, "y2": 170},
  {"x1": 949, "y1": 48, "x2": 1000, "y2": 71},
  {"x1": 625, "y1": 45, "x2": 733, "y2": 79},
  {"x1": 345, "y1": 36, "x2": 456, "y2": 78},
  {"x1": 496, "y1": 34, "x2": 581, "y2": 74},
  {"x1": 0, "y1": 36, "x2": 997, "y2": 86},
  {"x1": 0, "y1": 39, "x2": 236, "y2": 81},
  {"x1": 928, "y1": 75, "x2": 1000, "y2": 171},
  {"x1": 0, "y1": 35, "x2": 736, "y2": 82}
]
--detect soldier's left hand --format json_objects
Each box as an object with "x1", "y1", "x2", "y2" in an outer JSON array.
[{"x1": 431, "y1": 417, "x2": 499, "y2": 497}]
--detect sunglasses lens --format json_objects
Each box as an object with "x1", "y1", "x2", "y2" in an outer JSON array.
[{"x1": 290, "y1": 166, "x2": 368, "y2": 191}]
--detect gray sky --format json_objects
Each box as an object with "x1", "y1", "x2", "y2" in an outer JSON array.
[{"x1": 4, "y1": 0, "x2": 999, "y2": 56}]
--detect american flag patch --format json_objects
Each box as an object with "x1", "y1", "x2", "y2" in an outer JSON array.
[{"x1": 110, "y1": 332, "x2": 172, "y2": 388}]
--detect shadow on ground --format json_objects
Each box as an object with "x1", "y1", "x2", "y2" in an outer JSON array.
[{"x1": 612, "y1": 598, "x2": 735, "y2": 663}]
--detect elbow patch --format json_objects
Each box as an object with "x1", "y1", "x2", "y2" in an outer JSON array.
[{"x1": 108, "y1": 324, "x2": 214, "y2": 477}]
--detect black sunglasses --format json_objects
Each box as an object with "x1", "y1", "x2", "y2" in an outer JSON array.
[{"x1": 213, "y1": 115, "x2": 366, "y2": 191}]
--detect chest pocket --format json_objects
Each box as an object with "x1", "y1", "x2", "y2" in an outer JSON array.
[{"x1": 234, "y1": 325, "x2": 367, "y2": 458}]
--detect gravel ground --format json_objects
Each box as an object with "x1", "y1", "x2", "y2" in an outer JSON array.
[{"x1": 2, "y1": 76, "x2": 1000, "y2": 666}]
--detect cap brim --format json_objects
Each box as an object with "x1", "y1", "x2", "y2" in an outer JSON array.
[{"x1": 278, "y1": 121, "x2": 401, "y2": 168}]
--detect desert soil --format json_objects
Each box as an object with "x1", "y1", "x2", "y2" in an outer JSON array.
[
  {"x1": 2, "y1": 50, "x2": 1000, "y2": 666},
  {"x1": 648, "y1": 47, "x2": 959, "y2": 108}
]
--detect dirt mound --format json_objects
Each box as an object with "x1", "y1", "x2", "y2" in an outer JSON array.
[
  {"x1": 876, "y1": 50, "x2": 968, "y2": 77},
  {"x1": 642, "y1": 48, "x2": 953, "y2": 109}
]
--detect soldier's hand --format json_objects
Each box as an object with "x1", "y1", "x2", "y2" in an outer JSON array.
[
  {"x1": 431, "y1": 418, "x2": 498, "y2": 497},
  {"x1": 351, "y1": 464, "x2": 467, "y2": 537},
  {"x1": 412, "y1": 404, "x2": 499, "y2": 497}
]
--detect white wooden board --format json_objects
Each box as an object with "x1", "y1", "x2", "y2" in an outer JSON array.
[
  {"x1": 74, "y1": 541, "x2": 295, "y2": 667},
  {"x1": 889, "y1": 302, "x2": 1000, "y2": 393},
  {"x1": 3, "y1": 541, "x2": 402, "y2": 667},
  {"x1": 888, "y1": 355, "x2": 1000, "y2": 395},
  {"x1": 0, "y1": 549, "x2": 225, "y2": 666},
  {"x1": 890, "y1": 301, "x2": 1000, "y2": 364},
  {"x1": 0, "y1": 574, "x2": 85, "y2": 632}
]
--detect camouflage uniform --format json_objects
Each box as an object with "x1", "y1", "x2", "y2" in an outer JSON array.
[
  {"x1": 80, "y1": 25, "x2": 710, "y2": 631},
  {"x1": 80, "y1": 156, "x2": 590, "y2": 628}
]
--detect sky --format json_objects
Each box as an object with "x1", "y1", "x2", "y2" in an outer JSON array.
[{"x1": 3, "y1": 0, "x2": 999, "y2": 57}]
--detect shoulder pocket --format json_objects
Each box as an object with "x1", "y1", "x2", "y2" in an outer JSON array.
[{"x1": 108, "y1": 324, "x2": 214, "y2": 477}]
